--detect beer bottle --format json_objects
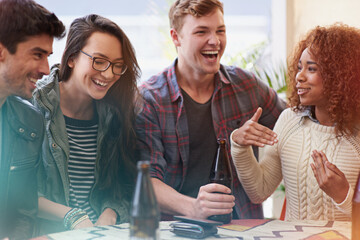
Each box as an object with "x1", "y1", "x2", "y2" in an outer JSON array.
[
  {"x1": 130, "y1": 161, "x2": 160, "y2": 240},
  {"x1": 208, "y1": 138, "x2": 233, "y2": 224},
  {"x1": 352, "y1": 171, "x2": 360, "y2": 240}
]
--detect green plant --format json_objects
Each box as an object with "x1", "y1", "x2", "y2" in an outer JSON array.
[{"x1": 223, "y1": 41, "x2": 287, "y2": 94}]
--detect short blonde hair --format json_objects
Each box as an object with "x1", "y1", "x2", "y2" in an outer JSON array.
[{"x1": 169, "y1": 0, "x2": 224, "y2": 33}]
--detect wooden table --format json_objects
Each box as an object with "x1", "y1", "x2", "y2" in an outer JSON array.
[{"x1": 33, "y1": 219, "x2": 351, "y2": 240}]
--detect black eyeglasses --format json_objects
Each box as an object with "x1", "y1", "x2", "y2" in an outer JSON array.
[{"x1": 80, "y1": 50, "x2": 127, "y2": 76}]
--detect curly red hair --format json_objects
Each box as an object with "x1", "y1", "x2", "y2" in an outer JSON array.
[{"x1": 287, "y1": 23, "x2": 360, "y2": 136}]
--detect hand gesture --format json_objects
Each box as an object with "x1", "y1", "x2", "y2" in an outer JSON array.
[
  {"x1": 310, "y1": 150, "x2": 349, "y2": 203},
  {"x1": 232, "y1": 107, "x2": 278, "y2": 147},
  {"x1": 191, "y1": 183, "x2": 235, "y2": 219}
]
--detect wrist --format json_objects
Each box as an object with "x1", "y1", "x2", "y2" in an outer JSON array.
[{"x1": 63, "y1": 208, "x2": 89, "y2": 230}]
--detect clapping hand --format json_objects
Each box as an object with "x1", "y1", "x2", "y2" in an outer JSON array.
[
  {"x1": 311, "y1": 150, "x2": 349, "y2": 203},
  {"x1": 232, "y1": 107, "x2": 278, "y2": 147}
]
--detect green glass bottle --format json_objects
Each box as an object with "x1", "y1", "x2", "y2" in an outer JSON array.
[
  {"x1": 208, "y1": 138, "x2": 233, "y2": 224},
  {"x1": 130, "y1": 161, "x2": 160, "y2": 240}
]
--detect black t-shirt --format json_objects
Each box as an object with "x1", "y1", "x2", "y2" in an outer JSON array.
[{"x1": 180, "y1": 89, "x2": 218, "y2": 198}]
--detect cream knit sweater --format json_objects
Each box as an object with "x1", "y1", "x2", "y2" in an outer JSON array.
[{"x1": 231, "y1": 108, "x2": 360, "y2": 221}]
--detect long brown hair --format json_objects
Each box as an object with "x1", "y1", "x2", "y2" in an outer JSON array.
[{"x1": 59, "y1": 14, "x2": 141, "y2": 201}]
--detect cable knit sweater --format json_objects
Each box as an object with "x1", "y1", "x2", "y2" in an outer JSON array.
[{"x1": 231, "y1": 108, "x2": 360, "y2": 221}]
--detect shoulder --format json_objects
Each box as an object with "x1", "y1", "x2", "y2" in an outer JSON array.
[
  {"x1": 221, "y1": 65, "x2": 259, "y2": 85},
  {"x1": 6, "y1": 96, "x2": 44, "y2": 130},
  {"x1": 7, "y1": 96, "x2": 42, "y2": 116},
  {"x1": 35, "y1": 65, "x2": 60, "y2": 93},
  {"x1": 277, "y1": 108, "x2": 300, "y2": 123},
  {"x1": 139, "y1": 65, "x2": 176, "y2": 103}
]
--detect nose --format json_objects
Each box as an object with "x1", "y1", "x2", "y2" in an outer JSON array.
[
  {"x1": 101, "y1": 65, "x2": 115, "y2": 79},
  {"x1": 296, "y1": 69, "x2": 305, "y2": 83},
  {"x1": 39, "y1": 58, "x2": 50, "y2": 75},
  {"x1": 208, "y1": 32, "x2": 220, "y2": 46}
]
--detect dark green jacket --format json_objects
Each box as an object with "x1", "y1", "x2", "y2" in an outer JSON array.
[
  {"x1": 0, "y1": 96, "x2": 44, "y2": 239},
  {"x1": 32, "y1": 67, "x2": 131, "y2": 235}
]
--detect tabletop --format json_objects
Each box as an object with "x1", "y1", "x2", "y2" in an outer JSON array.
[{"x1": 34, "y1": 219, "x2": 351, "y2": 240}]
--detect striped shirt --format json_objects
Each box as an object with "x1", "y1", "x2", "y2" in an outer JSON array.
[{"x1": 65, "y1": 115, "x2": 98, "y2": 223}]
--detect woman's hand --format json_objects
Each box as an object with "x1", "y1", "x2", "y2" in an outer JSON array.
[
  {"x1": 232, "y1": 107, "x2": 278, "y2": 147},
  {"x1": 73, "y1": 218, "x2": 94, "y2": 229},
  {"x1": 311, "y1": 150, "x2": 349, "y2": 203},
  {"x1": 95, "y1": 208, "x2": 117, "y2": 226}
]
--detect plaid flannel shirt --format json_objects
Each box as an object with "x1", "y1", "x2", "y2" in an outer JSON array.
[{"x1": 136, "y1": 59, "x2": 286, "y2": 219}]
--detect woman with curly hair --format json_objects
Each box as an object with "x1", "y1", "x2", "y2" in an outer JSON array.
[{"x1": 230, "y1": 23, "x2": 360, "y2": 221}]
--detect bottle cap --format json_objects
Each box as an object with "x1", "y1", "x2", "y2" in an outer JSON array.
[{"x1": 137, "y1": 160, "x2": 150, "y2": 169}]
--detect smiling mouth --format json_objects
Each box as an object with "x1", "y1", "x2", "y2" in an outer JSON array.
[
  {"x1": 93, "y1": 79, "x2": 109, "y2": 87},
  {"x1": 297, "y1": 88, "x2": 310, "y2": 94},
  {"x1": 201, "y1": 50, "x2": 218, "y2": 59}
]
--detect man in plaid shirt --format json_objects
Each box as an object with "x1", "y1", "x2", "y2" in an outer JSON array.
[{"x1": 136, "y1": 0, "x2": 286, "y2": 220}]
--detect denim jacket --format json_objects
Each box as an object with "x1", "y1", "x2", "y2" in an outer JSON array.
[
  {"x1": 32, "y1": 66, "x2": 130, "y2": 234},
  {"x1": 0, "y1": 96, "x2": 44, "y2": 239}
]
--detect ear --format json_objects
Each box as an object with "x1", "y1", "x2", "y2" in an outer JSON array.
[
  {"x1": 0, "y1": 42, "x2": 8, "y2": 62},
  {"x1": 170, "y1": 28, "x2": 181, "y2": 47},
  {"x1": 67, "y1": 56, "x2": 75, "y2": 68}
]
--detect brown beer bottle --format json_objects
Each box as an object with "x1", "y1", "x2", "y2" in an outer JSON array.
[
  {"x1": 352, "y1": 171, "x2": 360, "y2": 240},
  {"x1": 208, "y1": 138, "x2": 233, "y2": 224},
  {"x1": 130, "y1": 161, "x2": 160, "y2": 240}
]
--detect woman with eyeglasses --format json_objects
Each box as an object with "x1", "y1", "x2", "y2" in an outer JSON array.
[{"x1": 32, "y1": 14, "x2": 140, "y2": 234}]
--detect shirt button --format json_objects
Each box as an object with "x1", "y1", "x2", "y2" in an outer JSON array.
[
  {"x1": 31, "y1": 132, "x2": 36, "y2": 138},
  {"x1": 52, "y1": 143, "x2": 57, "y2": 148},
  {"x1": 19, "y1": 128, "x2": 24, "y2": 133}
]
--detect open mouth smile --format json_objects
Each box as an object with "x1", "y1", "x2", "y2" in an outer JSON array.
[
  {"x1": 93, "y1": 79, "x2": 109, "y2": 87},
  {"x1": 297, "y1": 88, "x2": 310, "y2": 95},
  {"x1": 201, "y1": 50, "x2": 219, "y2": 59}
]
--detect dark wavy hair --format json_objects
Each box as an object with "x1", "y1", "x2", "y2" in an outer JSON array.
[
  {"x1": 59, "y1": 14, "x2": 141, "y2": 201},
  {"x1": 169, "y1": 0, "x2": 223, "y2": 32},
  {"x1": 0, "y1": 0, "x2": 65, "y2": 54},
  {"x1": 287, "y1": 23, "x2": 360, "y2": 136}
]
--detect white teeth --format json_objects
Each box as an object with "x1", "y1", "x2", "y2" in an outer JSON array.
[
  {"x1": 298, "y1": 88, "x2": 310, "y2": 93},
  {"x1": 29, "y1": 78, "x2": 37, "y2": 84},
  {"x1": 94, "y1": 79, "x2": 108, "y2": 87},
  {"x1": 202, "y1": 50, "x2": 218, "y2": 55}
]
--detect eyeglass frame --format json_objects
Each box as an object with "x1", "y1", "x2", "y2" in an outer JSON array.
[{"x1": 80, "y1": 50, "x2": 127, "y2": 76}]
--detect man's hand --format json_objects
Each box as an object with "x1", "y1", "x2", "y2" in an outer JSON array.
[
  {"x1": 232, "y1": 107, "x2": 278, "y2": 147},
  {"x1": 311, "y1": 150, "x2": 349, "y2": 203},
  {"x1": 95, "y1": 208, "x2": 117, "y2": 226},
  {"x1": 190, "y1": 183, "x2": 235, "y2": 219}
]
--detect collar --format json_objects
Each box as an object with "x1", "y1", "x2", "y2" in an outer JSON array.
[
  {"x1": 167, "y1": 59, "x2": 231, "y2": 103},
  {"x1": 299, "y1": 106, "x2": 319, "y2": 123}
]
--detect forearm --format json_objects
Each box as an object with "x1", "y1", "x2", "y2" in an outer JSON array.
[
  {"x1": 151, "y1": 178, "x2": 195, "y2": 217},
  {"x1": 231, "y1": 132, "x2": 281, "y2": 203},
  {"x1": 334, "y1": 184, "x2": 353, "y2": 215},
  {"x1": 38, "y1": 197, "x2": 72, "y2": 222}
]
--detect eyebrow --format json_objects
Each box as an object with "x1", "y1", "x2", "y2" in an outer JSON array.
[
  {"x1": 93, "y1": 52, "x2": 123, "y2": 62},
  {"x1": 194, "y1": 24, "x2": 226, "y2": 30},
  {"x1": 299, "y1": 60, "x2": 318, "y2": 65},
  {"x1": 32, "y1": 47, "x2": 52, "y2": 55}
]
